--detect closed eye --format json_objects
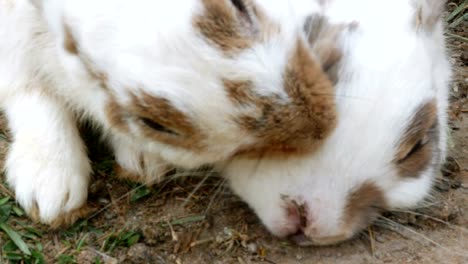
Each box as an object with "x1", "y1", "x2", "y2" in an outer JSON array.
[
  {"x1": 230, "y1": 0, "x2": 248, "y2": 14},
  {"x1": 397, "y1": 136, "x2": 429, "y2": 163},
  {"x1": 394, "y1": 100, "x2": 438, "y2": 177},
  {"x1": 229, "y1": 0, "x2": 252, "y2": 22},
  {"x1": 140, "y1": 117, "x2": 179, "y2": 136}
]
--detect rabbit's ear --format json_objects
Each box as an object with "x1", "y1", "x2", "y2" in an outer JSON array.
[
  {"x1": 303, "y1": 14, "x2": 357, "y2": 84},
  {"x1": 412, "y1": 0, "x2": 445, "y2": 32}
]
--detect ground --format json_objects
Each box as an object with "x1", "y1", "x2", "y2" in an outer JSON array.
[{"x1": 0, "y1": 2, "x2": 467, "y2": 264}]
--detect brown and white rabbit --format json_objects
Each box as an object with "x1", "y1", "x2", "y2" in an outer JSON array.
[
  {"x1": 222, "y1": 0, "x2": 451, "y2": 246},
  {"x1": 0, "y1": 0, "x2": 339, "y2": 226}
]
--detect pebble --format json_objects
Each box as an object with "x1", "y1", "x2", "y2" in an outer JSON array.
[
  {"x1": 104, "y1": 211, "x2": 116, "y2": 220},
  {"x1": 98, "y1": 198, "x2": 110, "y2": 205},
  {"x1": 76, "y1": 249, "x2": 98, "y2": 264},
  {"x1": 126, "y1": 243, "x2": 157, "y2": 263},
  {"x1": 247, "y1": 242, "x2": 258, "y2": 253},
  {"x1": 375, "y1": 234, "x2": 386, "y2": 243},
  {"x1": 77, "y1": 249, "x2": 118, "y2": 264},
  {"x1": 460, "y1": 171, "x2": 468, "y2": 189}
]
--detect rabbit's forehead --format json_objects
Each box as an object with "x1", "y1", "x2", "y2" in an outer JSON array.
[{"x1": 223, "y1": 40, "x2": 338, "y2": 157}]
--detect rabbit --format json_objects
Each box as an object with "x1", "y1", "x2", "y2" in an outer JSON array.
[
  {"x1": 0, "y1": 0, "x2": 342, "y2": 227},
  {"x1": 221, "y1": 0, "x2": 451, "y2": 246}
]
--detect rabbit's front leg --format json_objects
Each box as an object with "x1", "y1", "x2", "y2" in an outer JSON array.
[{"x1": 4, "y1": 90, "x2": 92, "y2": 227}]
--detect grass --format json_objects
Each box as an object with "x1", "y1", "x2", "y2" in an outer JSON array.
[
  {"x1": 0, "y1": 193, "x2": 45, "y2": 263},
  {"x1": 0, "y1": 174, "x2": 210, "y2": 263}
]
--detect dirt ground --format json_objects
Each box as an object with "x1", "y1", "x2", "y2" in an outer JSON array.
[{"x1": 0, "y1": 2, "x2": 467, "y2": 264}]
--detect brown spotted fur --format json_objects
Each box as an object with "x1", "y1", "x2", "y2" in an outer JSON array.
[
  {"x1": 394, "y1": 100, "x2": 439, "y2": 178},
  {"x1": 227, "y1": 40, "x2": 337, "y2": 157},
  {"x1": 343, "y1": 182, "x2": 386, "y2": 232},
  {"x1": 193, "y1": 0, "x2": 279, "y2": 55}
]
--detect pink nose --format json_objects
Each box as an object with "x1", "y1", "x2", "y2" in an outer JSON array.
[
  {"x1": 283, "y1": 198, "x2": 349, "y2": 246},
  {"x1": 282, "y1": 197, "x2": 310, "y2": 237}
]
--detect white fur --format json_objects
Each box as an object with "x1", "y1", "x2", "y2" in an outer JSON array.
[
  {"x1": 0, "y1": 0, "x2": 320, "y2": 223},
  {"x1": 4, "y1": 91, "x2": 91, "y2": 223},
  {"x1": 224, "y1": 0, "x2": 451, "y2": 244}
]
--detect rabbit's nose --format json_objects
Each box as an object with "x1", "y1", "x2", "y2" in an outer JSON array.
[{"x1": 283, "y1": 198, "x2": 351, "y2": 246}]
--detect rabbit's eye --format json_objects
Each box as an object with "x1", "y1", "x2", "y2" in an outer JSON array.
[
  {"x1": 140, "y1": 117, "x2": 178, "y2": 136},
  {"x1": 230, "y1": 0, "x2": 248, "y2": 14},
  {"x1": 394, "y1": 101, "x2": 438, "y2": 177},
  {"x1": 229, "y1": 0, "x2": 251, "y2": 22},
  {"x1": 398, "y1": 135, "x2": 429, "y2": 163}
]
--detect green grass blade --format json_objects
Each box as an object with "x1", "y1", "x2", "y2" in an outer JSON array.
[
  {"x1": 0, "y1": 223, "x2": 32, "y2": 255},
  {"x1": 0, "y1": 197, "x2": 9, "y2": 206},
  {"x1": 446, "y1": 0, "x2": 468, "y2": 22},
  {"x1": 167, "y1": 215, "x2": 206, "y2": 226},
  {"x1": 445, "y1": 32, "x2": 468, "y2": 43},
  {"x1": 449, "y1": 13, "x2": 468, "y2": 28}
]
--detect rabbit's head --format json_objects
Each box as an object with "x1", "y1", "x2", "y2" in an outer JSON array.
[
  {"x1": 37, "y1": 0, "x2": 337, "y2": 168},
  {"x1": 222, "y1": 0, "x2": 451, "y2": 246}
]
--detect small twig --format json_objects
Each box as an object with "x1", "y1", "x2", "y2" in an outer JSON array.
[
  {"x1": 367, "y1": 226, "x2": 376, "y2": 256},
  {"x1": 165, "y1": 220, "x2": 178, "y2": 242},
  {"x1": 238, "y1": 257, "x2": 248, "y2": 264},
  {"x1": 162, "y1": 215, "x2": 206, "y2": 227},
  {"x1": 190, "y1": 238, "x2": 214, "y2": 248},
  {"x1": 54, "y1": 246, "x2": 71, "y2": 259},
  {"x1": 90, "y1": 247, "x2": 118, "y2": 264}
]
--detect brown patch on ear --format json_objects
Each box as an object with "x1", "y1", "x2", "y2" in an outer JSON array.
[
  {"x1": 227, "y1": 40, "x2": 337, "y2": 157},
  {"x1": 343, "y1": 182, "x2": 386, "y2": 232},
  {"x1": 194, "y1": 0, "x2": 278, "y2": 55},
  {"x1": 63, "y1": 22, "x2": 110, "y2": 89},
  {"x1": 394, "y1": 100, "x2": 439, "y2": 178},
  {"x1": 194, "y1": 0, "x2": 252, "y2": 53},
  {"x1": 129, "y1": 93, "x2": 204, "y2": 150},
  {"x1": 304, "y1": 14, "x2": 357, "y2": 84},
  {"x1": 413, "y1": 0, "x2": 444, "y2": 32}
]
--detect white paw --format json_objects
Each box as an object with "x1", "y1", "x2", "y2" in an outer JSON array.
[
  {"x1": 5, "y1": 146, "x2": 91, "y2": 225},
  {"x1": 111, "y1": 136, "x2": 169, "y2": 185}
]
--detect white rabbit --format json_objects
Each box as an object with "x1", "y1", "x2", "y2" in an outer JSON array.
[
  {"x1": 222, "y1": 0, "x2": 451, "y2": 246},
  {"x1": 0, "y1": 0, "x2": 339, "y2": 226}
]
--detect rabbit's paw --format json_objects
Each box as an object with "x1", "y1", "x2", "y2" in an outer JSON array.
[{"x1": 5, "y1": 146, "x2": 91, "y2": 227}]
